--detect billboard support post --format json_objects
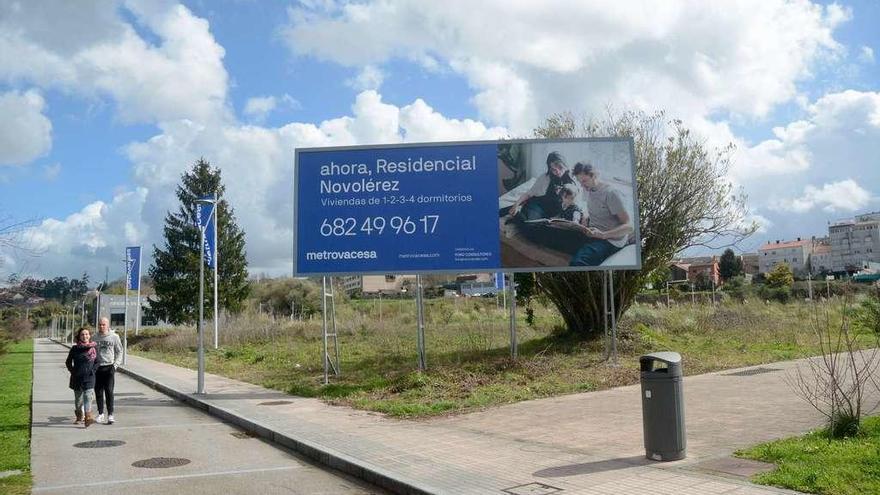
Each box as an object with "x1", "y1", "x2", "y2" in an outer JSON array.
[
  {"x1": 321, "y1": 277, "x2": 340, "y2": 384},
  {"x1": 609, "y1": 270, "x2": 618, "y2": 367},
  {"x1": 415, "y1": 274, "x2": 427, "y2": 371},
  {"x1": 508, "y1": 272, "x2": 517, "y2": 359}
]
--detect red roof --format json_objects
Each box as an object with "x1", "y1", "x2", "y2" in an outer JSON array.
[{"x1": 759, "y1": 239, "x2": 811, "y2": 251}]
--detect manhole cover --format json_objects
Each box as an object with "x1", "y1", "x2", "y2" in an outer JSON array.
[
  {"x1": 132, "y1": 457, "x2": 191, "y2": 469},
  {"x1": 73, "y1": 440, "x2": 126, "y2": 449},
  {"x1": 258, "y1": 400, "x2": 293, "y2": 406},
  {"x1": 115, "y1": 392, "x2": 145, "y2": 397},
  {"x1": 724, "y1": 367, "x2": 782, "y2": 377},
  {"x1": 230, "y1": 431, "x2": 258, "y2": 439},
  {"x1": 502, "y1": 482, "x2": 563, "y2": 495}
]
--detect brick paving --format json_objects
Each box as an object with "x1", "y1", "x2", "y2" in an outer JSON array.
[{"x1": 61, "y1": 339, "x2": 858, "y2": 495}]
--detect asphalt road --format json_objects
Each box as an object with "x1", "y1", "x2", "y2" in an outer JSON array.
[{"x1": 30, "y1": 339, "x2": 386, "y2": 495}]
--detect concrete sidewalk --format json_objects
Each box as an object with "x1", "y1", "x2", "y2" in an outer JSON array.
[
  {"x1": 62, "y1": 338, "x2": 831, "y2": 495},
  {"x1": 32, "y1": 339, "x2": 385, "y2": 494}
]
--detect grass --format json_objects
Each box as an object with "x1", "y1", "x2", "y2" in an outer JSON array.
[
  {"x1": 0, "y1": 339, "x2": 34, "y2": 495},
  {"x1": 130, "y1": 297, "x2": 877, "y2": 418},
  {"x1": 736, "y1": 415, "x2": 880, "y2": 495}
]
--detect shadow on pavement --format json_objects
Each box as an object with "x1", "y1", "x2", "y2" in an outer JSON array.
[{"x1": 533, "y1": 456, "x2": 649, "y2": 478}]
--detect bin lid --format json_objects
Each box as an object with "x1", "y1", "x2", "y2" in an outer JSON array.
[
  {"x1": 639, "y1": 351, "x2": 682, "y2": 374},
  {"x1": 641, "y1": 351, "x2": 681, "y2": 365}
]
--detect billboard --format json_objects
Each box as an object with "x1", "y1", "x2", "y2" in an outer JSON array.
[{"x1": 294, "y1": 138, "x2": 640, "y2": 276}]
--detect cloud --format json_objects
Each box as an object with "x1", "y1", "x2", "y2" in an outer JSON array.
[
  {"x1": 0, "y1": 0, "x2": 230, "y2": 124},
  {"x1": 860, "y1": 45, "x2": 875, "y2": 64},
  {"x1": 771, "y1": 179, "x2": 872, "y2": 213},
  {"x1": 0, "y1": 89, "x2": 52, "y2": 166},
  {"x1": 243, "y1": 94, "x2": 299, "y2": 122},
  {"x1": 346, "y1": 65, "x2": 384, "y2": 91},
  {"x1": 282, "y1": 0, "x2": 848, "y2": 132},
  {"x1": 20, "y1": 90, "x2": 508, "y2": 278},
  {"x1": 42, "y1": 162, "x2": 61, "y2": 181}
]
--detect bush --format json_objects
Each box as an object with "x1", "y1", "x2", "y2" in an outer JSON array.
[{"x1": 759, "y1": 285, "x2": 791, "y2": 303}]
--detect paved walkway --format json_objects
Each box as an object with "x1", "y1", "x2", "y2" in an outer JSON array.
[
  {"x1": 43, "y1": 339, "x2": 841, "y2": 495},
  {"x1": 31, "y1": 339, "x2": 385, "y2": 494}
]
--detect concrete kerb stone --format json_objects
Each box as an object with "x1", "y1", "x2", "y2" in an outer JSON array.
[{"x1": 48, "y1": 339, "x2": 434, "y2": 495}]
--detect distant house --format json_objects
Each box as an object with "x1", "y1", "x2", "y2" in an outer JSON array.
[
  {"x1": 669, "y1": 256, "x2": 720, "y2": 285},
  {"x1": 758, "y1": 238, "x2": 813, "y2": 276}
]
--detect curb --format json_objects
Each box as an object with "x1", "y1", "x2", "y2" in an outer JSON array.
[{"x1": 49, "y1": 339, "x2": 434, "y2": 495}]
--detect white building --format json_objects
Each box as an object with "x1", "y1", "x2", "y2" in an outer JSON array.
[
  {"x1": 829, "y1": 212, "x2": 880, "y2": 273},
  {"x1": 758, "y1": 238, "x2": 813, "y2": 276}
]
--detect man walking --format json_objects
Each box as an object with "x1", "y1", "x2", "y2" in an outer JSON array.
[{"x1": 93, "y1": 317, "x2": 123, "y2": 424}]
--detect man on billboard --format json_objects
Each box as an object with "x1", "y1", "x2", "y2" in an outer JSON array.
[{"x1": 568, "y1": 162, "x2": 632, "y2": 266}]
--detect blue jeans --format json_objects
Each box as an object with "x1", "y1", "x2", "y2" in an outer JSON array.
[
  {"x1": 74, "y1": 388, "x2": 95, "y2": 414},
  {"x1": 570, "y1": 239, "x2": 621, "y2": 266}
]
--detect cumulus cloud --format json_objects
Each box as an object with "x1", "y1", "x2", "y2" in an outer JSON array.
[
  {"x1": 0, "y1": 0, "x2": 230, "y2": 124},
  {"x1": 282, "y1": 0, "x2": 847, "y2": 132},
  {"x1": 771, "y1": 179, "x2": 872, "y2": 213},
  {"x1": 0, "y1": 89, "x2": 52, "y2": 166},
  {"x1": 243, "y1": 94, "x2": 299, "y2": 122}
]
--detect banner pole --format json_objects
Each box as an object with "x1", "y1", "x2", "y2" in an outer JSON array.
[
  {"x1": 123, "y1": 286, "x2": 129, "y2": 366},
  {"x1": 213, "y1": 197, "x2": 219, "y2": 349},
  {"x1": 135, "y1": 247, "x2": 142, "y2": 350},
  {"x1": 197, "y1": 209, "x2": 206, "y2": 394}
]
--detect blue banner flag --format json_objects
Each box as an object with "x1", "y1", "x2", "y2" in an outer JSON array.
[
  {"x1": 125, "y1": 246, "x2": 141, "y2": 290},
  {"x1": 196, "y1": 198, "x2": 217, "y2": 268},
  {"x1": 495, "y1": 272, "x2": 506, "y2": 290}
]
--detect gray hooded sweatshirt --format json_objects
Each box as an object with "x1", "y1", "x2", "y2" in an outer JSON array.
[{"x1": 93, "y1": 330, "x2": 123, "y2": 367}]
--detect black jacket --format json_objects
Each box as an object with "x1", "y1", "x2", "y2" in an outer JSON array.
[{"x1": 66, "y1": 344, "x2": 97, "y2": 390}]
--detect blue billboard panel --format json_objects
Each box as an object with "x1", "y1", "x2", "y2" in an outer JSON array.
[
  {"x1": 294, "y1": 139, "x2": 641, "y2": 275},
  {"x1": 125, "y1": 246, "x2": 140, "y2": 290}
]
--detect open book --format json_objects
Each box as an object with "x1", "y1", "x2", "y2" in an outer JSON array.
[{"x1": 522, "y1": 218, "x2": 584, "y2": 232}]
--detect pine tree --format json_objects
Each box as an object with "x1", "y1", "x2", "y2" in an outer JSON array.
[
  {"x1": 718, "y1": 248, "x2": 742, "y2": 281},
  {"x1": 148, "y1": 158, "x2": 249, "y2": 324}
]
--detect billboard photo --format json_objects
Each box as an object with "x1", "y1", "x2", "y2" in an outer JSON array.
[{"x1": 294, "y1": 138, "x2": 640, "y2": 276}]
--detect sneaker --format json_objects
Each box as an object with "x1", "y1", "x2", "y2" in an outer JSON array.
[
  {"x1": 96, "y1": 413, "x2": 105, "y2": 424},
  {"x1": 107, "y1": 415, "x2": 115, "y2": 425}
]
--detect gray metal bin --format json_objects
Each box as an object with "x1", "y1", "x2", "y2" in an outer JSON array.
[{"x1": 640, "y1": 351, "x2": 686, "y2": 461}]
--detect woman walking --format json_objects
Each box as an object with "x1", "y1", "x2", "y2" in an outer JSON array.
[{"x1": 66, "y1": 327, "x2": 98, "y2": 427}]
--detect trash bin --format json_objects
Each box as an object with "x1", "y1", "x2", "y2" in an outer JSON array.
[{"x1": 640, "y1": 351, "x2": 686, "y2": 461}]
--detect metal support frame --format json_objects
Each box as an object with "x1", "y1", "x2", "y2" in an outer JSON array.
[
  {"x1": 603, "y1": 271, "x2": 619, "y2": 366},
  {"x1": 415, "y1": 274, "x2": 427, "y2": 371},
  {"x1": 508, "y1": 272, "x2": 517, "y2": 359},
  {"x1": 321, "y1": 276, "x2": 340, "y2": 384}
]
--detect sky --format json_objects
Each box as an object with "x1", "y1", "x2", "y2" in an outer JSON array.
[{"x1": 0, "y1": 0, "x2": 878, "y2": 282}]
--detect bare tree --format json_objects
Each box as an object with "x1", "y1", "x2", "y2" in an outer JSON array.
[
  {"x1": 787, "y1": 292, "x2": 880, "y2": 438},
  {"x1": 532, "y1": 111, "x2": 755, "y2": 336},
  {"x1": 0, "y1": 213, "x2": 40, "y2": 285}
]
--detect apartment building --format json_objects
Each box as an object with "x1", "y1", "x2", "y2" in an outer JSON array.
[
  {"x1": 829, "y1": 212, "x2": 880, "y2": 273},
  {"x1": 758, "y1": 238, "x2": 812, "y2": 276}
]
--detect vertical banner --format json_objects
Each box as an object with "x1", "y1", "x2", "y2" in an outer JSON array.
[
  {"x1": 197, "y1": 197, "x2": 216, "y2": 268},
  {"x1": 125, "y1": 246, "x2": 141, "y2": 290},
  {"x1": 494, "y1": 272, "x2": 506, "y2": 290}
]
